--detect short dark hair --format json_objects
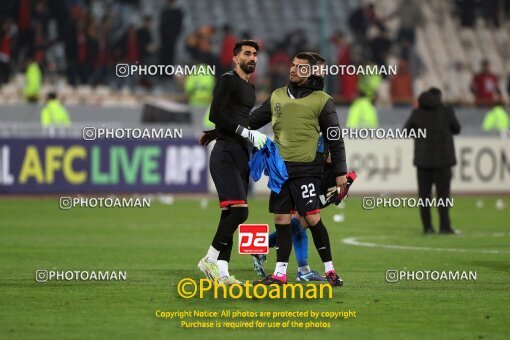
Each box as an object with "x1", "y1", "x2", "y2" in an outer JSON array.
[
  {"x1": 233, "y1": 40, "x2": 259, "y2": 55},
  {"x1": 305, "y1": 52, "x2": 326, "y2": 64},
  {"x1": 294, "y1": 52, "x2": 317, "y2": 65},
  {"x1": 47, "y1": 92, "x2": 57, "y2": 100},
  {"x1": 428, "y1": 87, "x2": 442, "y2": 96},
  {"x1": 428, "y1": 87, "x2": 442, "y2": 101}
]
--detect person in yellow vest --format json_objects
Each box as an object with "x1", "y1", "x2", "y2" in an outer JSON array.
[
  {"x1": 24, "y1": 59, "x2": 42, "y2": 103},
  {"x1": 201, "y1": 107, "x2": 214, "y2": 128},
  {"x1": 357, "y1": 62, "x2": 382, "y2": 100},
  {"x1": 41, "y1": 92, "x2": 71, "y2": 127},
  {"x1": 346, "y1": 92, "x2": 379, "y2": 128},
  {"x1": 482, "y1": 102, "x2": 509, "y2": 133},
  {"x1": 348, "y1": 61, "x2": 380, "y2": 128},
  {"x1": 248, "y1": 52, "x2": 347, "y2": 286},
  {"x1": 184, "y1": 65, "x2": 216, "y2": 128}
]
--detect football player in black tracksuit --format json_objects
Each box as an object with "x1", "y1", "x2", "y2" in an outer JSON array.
[{"x1": 198, "y1": 40, "x2": 268, "y2": 284}]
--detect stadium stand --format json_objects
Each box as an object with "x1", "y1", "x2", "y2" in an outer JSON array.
[{"x1": 0, "y1": 0, "x2": 509, "y2": 135}]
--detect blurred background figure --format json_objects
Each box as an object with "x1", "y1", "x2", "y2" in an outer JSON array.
[
  {"x1": 346, "y1": 93, "x2": 378, "y2": 129},
  {"x1": 41, "y1": 92, "x2": 71, "y2": 127},
  {"x1": 138, "y1": 16, "x2": 156, "y2": 64},
  {"x1": 0, "y1": 18, "x2": 16, "y2": 85},
  {"x1": 137, "y1": 16, "x2": 157, "y2": 88},
  {"x1": 89, "y1": 16, "x2": 113, "y2": 87},
  {"x1": 65, "y1": 18, "x2": 92, "y2": 87},
  {"x1": 482, "y1": 101, "x2": 509, "y2": 137},
  {"x1": 348, "y1": 2, "x2": 383, "y2": 55},
  {"x1": 185, "y1": 25, "x2": 218, "y2": 75},
  {"x1": 390, "y1": 59, "x2": 414, "y2": 106},
  {"x1": 218, "y1": 24, "x2": 236, "y2": 75},
  {"x1": 368, "y1": 26, "x2": 392, "y2": 70},
  {"x1": 159, "y1": 0, "x2": 183, "y2": 68},
  {"x1": 252, "y1": 40, "x2": 269, "y2": 94},
  {"x1": 24, "y1": 58, "x2": 42, "y2": 103},
  {"x1": 385, "y1": 0, "x2": 424, "y2": 46},
  {"x1": 454, "y1": 0, "x2": 477, "y2": 27},
  {"x1": 328, "y1": 30, "x2": 351, "y2": 96},
  {"x1": 184, "y1": 64, "x2": 216, "y2": 128},
  {"x1": 357, "y1": 60, "x2": 382, "y2": 100},
  {"x1": 471, "y1": 60, "x2": 501, "y2": 107},
  {"x1": 445, "y1": 61, "x2": 472, "y2": 105},
  {"x1": 347, "y1": 60, "x2": 381, "y2": 128},
  {"x1": 268, "y1": 42, "x2": 291, "y2": 92},
  {"x1": 404, "y1": 88, "x2": 461, "y2": 235}
]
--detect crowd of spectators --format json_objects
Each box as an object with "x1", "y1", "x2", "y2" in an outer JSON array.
[
  {"x1": 0, "y1": 0, "x2": 509, "y2": 107},
  {"x1": 0, "y1": 0, "x2": 182, "y2": 90}
]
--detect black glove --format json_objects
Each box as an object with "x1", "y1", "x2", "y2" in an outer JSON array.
[
  {"x1": 199, "y1": 129, "x2": 217, "y2": 146},
  {"x1": 320, "y1": 171, "x2": 357, "y2": 206}
]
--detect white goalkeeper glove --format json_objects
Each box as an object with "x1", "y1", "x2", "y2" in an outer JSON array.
[{"x1": 236, "y1": 126, "x2": 267, "y2": 149}]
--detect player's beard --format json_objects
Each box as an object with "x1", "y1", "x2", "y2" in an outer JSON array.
[{"x1": 240, "y1": 60, "x2": 256, "y2": 74}]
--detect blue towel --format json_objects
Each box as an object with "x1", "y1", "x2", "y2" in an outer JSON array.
[
  {"x1": 317, "y1": 134, "x2": 325, "y2": 153},
  {"x1": 249, "y1": 139, "x2": 289, "y2": 193}
]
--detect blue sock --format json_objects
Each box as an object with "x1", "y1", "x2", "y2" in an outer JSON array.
[
  {"x1": 291, "y1": 218, "x2": 309, "y2": 268},
  {"x1": 269, "y1": 231, "x2": 277, "y2": 248}
]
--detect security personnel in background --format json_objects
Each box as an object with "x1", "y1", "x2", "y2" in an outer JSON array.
[
  {"x1": 346, "y1": 92, "x2": 378, "y2": 128},
  {"x1": 347, "y1": 61, "x2": 381, "y2": 128},
  {"x1": 404, "y1": 87, "x2": 461, "y2": 235},
  {"x1": 357, "y1": 62, "x2": 381, "y2": 100},
  {"x1": 24, "y1": 59, "x2": 42, "y2": 103},
  {"x1": 41, "y1": 92, "x2": 71, "y2": 127},
  {"x1": 482, "y1": 102, "x2": 509, "y2": 136},
  {"x1": 184, "y1": 64, "x2": 216, "y2": 128}
]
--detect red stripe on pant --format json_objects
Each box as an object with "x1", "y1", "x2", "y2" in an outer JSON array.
[
  {"x1": 304, "y1": 209, "x2": 321, "y2": 216},
  {"x1": 219, "y1": 200, "x2": 247, "y2": 208}
]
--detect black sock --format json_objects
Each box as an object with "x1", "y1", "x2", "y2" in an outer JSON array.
[
  {"x1": 275, "y1": 223, "x2": 292, "y2": 262},
  {"x1": 308, "y1": 219, "x2": 332, "y2": 262},
  {"x1": 218, "y1": 239, "x2": 233, "y2": 262},
  {"x1": 212, "y1": 207, "x2": 248, "y2": 252},
  {"x1": 211, "y1": 210, "x2": 230, "y2": 251}
]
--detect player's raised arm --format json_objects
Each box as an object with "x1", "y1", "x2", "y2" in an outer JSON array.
[
  {"x1": 319, "y1": 99, "x2": 347, "y2": 184},
  {"x1": 249, "y1": 98, "x2": 272, "y2": 130}
]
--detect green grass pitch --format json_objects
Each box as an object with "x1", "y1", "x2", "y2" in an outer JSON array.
[{"x1": 1, "y1": 196, "x2": 509, "y2": 339}]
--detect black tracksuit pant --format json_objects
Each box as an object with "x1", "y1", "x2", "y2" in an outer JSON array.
[{"x1": 417, "y1": 167, "x2": 452, "y2": 232}]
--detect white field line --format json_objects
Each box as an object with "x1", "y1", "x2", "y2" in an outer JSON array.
[{"x1": 342, "y1": 235, "x2": 510, "y2": 255}]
